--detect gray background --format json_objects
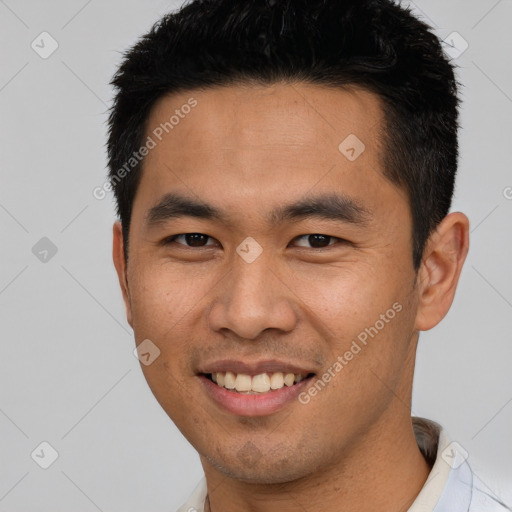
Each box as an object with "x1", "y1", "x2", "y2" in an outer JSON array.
[{"x1": 0, "y1": 0, "x2": 511, "y2": 510}]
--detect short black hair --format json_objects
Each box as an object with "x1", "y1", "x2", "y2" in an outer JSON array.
[{"x1": 106, "y1": 0, "x2": 460, "y2": 269}]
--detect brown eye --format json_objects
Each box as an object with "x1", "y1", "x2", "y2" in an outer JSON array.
[
  {"x1": 292, "y1": 234, "x2": 339, "y2": 248},
  {"x1": 184, "y1": 233, "x2": 209, "y2": 247},
  {"x1": 166, "y1": 233, "x2": 217, "y2": 247}
]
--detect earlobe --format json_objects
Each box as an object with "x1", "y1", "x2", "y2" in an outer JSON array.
[
  {"x1": 414, "y1": 212, "x2": 470, "y2": 331},
  {"x1": 112, "y1": 221, "x2": 133, "y2": 328}
]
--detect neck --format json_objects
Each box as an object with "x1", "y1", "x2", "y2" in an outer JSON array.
[{"x1": 202, "y1": 411, "x2": 432, "y2": 512}]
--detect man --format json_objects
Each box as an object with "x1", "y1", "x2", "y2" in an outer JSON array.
[{"x1": 106, "y1": 0, "x2": 510, "y2": 510}]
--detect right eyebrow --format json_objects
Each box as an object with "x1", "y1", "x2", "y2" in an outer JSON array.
[{"x1": 145, "y1": 193, "x2": 231, "y2": 226}]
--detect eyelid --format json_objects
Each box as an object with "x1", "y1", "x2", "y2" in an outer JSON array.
[
  {"x1": 164, "y1": 233, "x2": 219, "y2": 247},
  {"x1": 291, "y1": 234, "x2": 347, "y2": 248}
]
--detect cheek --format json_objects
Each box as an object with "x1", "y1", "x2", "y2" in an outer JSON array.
[
  {"x1": 128, "y1": 262, "x2": 209, "y2": 334},
  {"x1": 285, "y1": 263, "x2": 398, "y2": 336},
  {"x1": 292, "y1": 264, "x2": 416, "y2": 384},
  {"x1": 127, "y1": 263, "x2": 213, "y2": 391}
]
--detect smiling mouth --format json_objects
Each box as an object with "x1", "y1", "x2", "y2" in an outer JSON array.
[{"x1": 204, "y1": 371, "x2": 315, "y2": 394}]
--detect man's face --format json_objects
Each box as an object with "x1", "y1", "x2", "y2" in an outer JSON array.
[{"x1": 118, "y1": 83, "x2": 423, "y2": 483}]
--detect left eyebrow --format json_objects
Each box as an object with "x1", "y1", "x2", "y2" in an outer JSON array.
[
  {"x1": 145, "y1": 192, "x2": 371, "y2": 228},
  {"x1": 267, "y1": 193, "x2": 371, "y2": 227}
]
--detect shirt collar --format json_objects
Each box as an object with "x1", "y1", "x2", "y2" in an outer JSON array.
[{"x1": 409, "y1": 417, "x2": 473, "y2": 512}]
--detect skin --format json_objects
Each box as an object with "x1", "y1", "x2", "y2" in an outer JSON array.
[{"x1": 113, "y1": 82, "x2": 469, "y2": 512}]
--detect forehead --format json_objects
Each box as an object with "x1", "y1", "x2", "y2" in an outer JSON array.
[
  {"x1": 132, "y1": 83, "x2": 405, "y2": 229},
  {"x1": 145, "y1": 82, "x2": 384, "y2": 156}
]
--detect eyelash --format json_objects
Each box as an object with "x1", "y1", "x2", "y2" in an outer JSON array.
[{"x1": 163, "y1": 233, "x2": 346, "y2": 249}]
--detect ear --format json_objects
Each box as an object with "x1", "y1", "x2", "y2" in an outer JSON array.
[
  {"x1": 414, "y1": 212, "x2": 470, "y2": 331},
  {"x1": 112, "y1": 221, "x2": 133, "y2": 328}
]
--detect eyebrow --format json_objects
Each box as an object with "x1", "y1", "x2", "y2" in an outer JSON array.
[{"x1": 145, "y1": 192, "x2": 371, "y2": 228}]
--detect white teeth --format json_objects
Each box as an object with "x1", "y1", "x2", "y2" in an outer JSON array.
[
  {"x1": 235, "y1": 374, "x2": 252, "y2": 392},
  {"x1": 224, "y1": 371, "x2": 236, "y2": 389},
  {"x1": 252, "y1": 373, "x2": 271, "y2": 393},
  {"x1": 284, "y1": 373, "x2": 295, "y2": 387},
  {"x1": 210, "y1": 371, "x2": 308, "y2": 393},
  {"x1": 270, "y1": 372, "x2": 284, "y2": 389}
]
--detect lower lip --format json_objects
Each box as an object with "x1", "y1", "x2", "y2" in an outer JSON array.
[{"x1": 199, "y1": 375, "x2": 313, "y2": 417}]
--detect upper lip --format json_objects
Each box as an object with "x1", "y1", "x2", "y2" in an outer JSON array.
[{"x1": 197, "y1": 359, "x2": 316, "y2": 376}]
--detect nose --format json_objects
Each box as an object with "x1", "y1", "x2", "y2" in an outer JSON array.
[{"x1": 207, "y1": 250, "x2": 298, "y2": 340}]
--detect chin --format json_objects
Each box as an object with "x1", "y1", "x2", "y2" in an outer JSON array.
[{"x1": 203, "y1": 446, "x2": 319, "y2": 485}]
